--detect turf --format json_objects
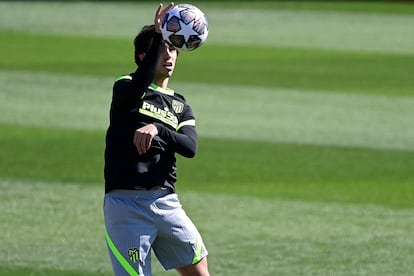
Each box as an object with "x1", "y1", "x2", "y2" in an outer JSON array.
[
  {"x1": 2, "y1": 32, "x2": 414, "y2": 96},
  {"x1": 1, "y1": 124, "x2": 413, "y2": 208},
  {"x1": 0, "y1": 1, "x2": 413, "y2": 275},
  {"x1": 1, "y1": 180, "x2": 413, "y2": 275}
]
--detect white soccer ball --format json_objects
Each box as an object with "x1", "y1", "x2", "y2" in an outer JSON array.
[{"x1": 161, "y1": 4, "x2": 209, "y2": 51}]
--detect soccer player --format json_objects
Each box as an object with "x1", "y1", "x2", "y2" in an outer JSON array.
[{"x1": 103, "y1": 3, "x2": 209, "y2": 276}]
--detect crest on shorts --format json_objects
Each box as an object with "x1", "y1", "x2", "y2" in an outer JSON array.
[
  {"x1": 128, "y1": 248, "x2": 139, "y2": 263},
  {"x1": 172, "y1": 100, "x2": 184, "y2": 113}
]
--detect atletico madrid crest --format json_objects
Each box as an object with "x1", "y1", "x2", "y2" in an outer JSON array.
[{"x1": 172, "y1": 100, "x2": 184, "y2": 113}]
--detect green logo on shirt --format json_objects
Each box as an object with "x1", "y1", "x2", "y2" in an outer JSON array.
[{"x1": 140, "y1": 101, "x2": 179, "y2": 129}]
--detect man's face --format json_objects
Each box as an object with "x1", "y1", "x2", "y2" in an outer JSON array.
[{"x1": 156, "y1": 42, "x2": 178, "y2": 79}]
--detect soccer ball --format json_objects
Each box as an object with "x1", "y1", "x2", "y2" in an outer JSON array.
[{"x1": 161, "y1": 4, "x2": 208, "y2": 51}]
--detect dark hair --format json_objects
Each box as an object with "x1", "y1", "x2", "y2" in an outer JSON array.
[{"x1": 134, "y1": 24, "x2": 156, "y2": 66}]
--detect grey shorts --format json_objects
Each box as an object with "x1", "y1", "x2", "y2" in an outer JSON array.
[{"x1": 104, "y1": 188, "x2": 208, "y2": 276}]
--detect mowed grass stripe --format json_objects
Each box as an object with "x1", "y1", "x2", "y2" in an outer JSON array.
[
  {"x1": 1, "y1": 70, "x2": 413, "y2": 151},
  {"x1": 1, "y1": 31, "x2": 414, "y2": 96},
  {"x1": 180, "y1": 83, "x2": 414, "y2": 151},
  {"x1": 207, "y1": 7, "x2": 414, "y2": 54},
  {"x1": 208, "y1": 1, "x2": 414, "y2": 14},
  {"x1": 177, "y1": 45, "x2": 414, "y2": 97},
  {"x1": 0, "y1": 31, "x2": 132, "y2": 77},
  {"x1": 183, "y1": 138, "x2": 414, "y2": 207},
  {"x1": 1, "y1": 180, "x2": 413, "y2": 275},
  {"x1": 1, "y1": 124, "x2": 413, "y2": 207},
  {"x1": 0, "y1": 180, "x2": 113, "y2": 275}
]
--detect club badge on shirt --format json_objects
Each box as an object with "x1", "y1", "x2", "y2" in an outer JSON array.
[{"x1": 172, "y1": 100, "x2": 184, "y2": 113}]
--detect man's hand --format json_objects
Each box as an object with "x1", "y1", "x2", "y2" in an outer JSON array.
[
  {"x1": 133, "y1": 124, "x2": 159, "y2": 155},
  {"x1": 154, "y1": 2, "x2": 174, "y2": 34}
]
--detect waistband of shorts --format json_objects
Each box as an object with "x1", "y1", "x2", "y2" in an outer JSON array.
[
  {"x1": 107, "y1": 186, "x2": 174, "y2": 198},
  {"x1": 133, "y1": 185, "x2": 175, "y2": 193}
]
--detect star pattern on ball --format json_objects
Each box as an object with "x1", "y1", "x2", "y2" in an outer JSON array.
[{"x1": 173, "y1": 20, "x2": 196, "y2": 43}]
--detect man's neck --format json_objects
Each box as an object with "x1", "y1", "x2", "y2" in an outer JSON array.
[{"x1": 153, "y1": 78, "x2": 169, "y2": 89}]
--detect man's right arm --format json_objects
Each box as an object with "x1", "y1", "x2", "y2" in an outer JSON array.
[{"x1": 133, "y1": 33, "x2": 163, "y2": 96}]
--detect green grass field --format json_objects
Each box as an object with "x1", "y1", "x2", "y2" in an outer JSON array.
[{"x1": 1, "y1": 1, "x2": 414, "y2": 275}]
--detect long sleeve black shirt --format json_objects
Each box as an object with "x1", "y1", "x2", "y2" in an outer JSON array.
[{"x1": 104, "y1": 34, "x2": 197, "y2": 193}]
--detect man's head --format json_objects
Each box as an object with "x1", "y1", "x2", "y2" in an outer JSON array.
[
  {"x1": 134, "y1": 24, "x2": 178, "y2": 83},
  {"x1": 134, "y1": 25, "x2": 156, "y2": 67}
]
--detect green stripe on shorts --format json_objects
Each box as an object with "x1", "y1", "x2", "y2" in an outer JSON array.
[
  {"x1": 105, "y1": 230, "x2": 140, "y2": 276},
  {"x1": 192, "y1": 232, "x2": 203, "y2": 264}
]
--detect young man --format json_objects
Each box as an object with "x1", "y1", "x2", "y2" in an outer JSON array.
[{"x1": 103, "y1": 3, "x2": 210, "y2": 276}]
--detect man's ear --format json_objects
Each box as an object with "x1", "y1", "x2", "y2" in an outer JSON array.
[{"x1": 138, "y1": 53, "x2": 146, "y2": 63}]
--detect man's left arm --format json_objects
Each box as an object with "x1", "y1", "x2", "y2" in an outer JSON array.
[{"x1": 155, "y1": 123, "x2": 198, "y2": 158}]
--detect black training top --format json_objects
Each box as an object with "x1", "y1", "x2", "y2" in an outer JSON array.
[{"x1": 104, "y1": 35, "x2": 197, "y2": 193}]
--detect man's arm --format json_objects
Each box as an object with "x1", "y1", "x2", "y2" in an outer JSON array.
[
  {"x1": 156, "y1": 124, "x2": 197, "y2": 158},
  {"x1": 132, "y1": 33, "x2": 163, "y2": 96},
  {"x1": 133, "y1": 123, "x2": 197, "y2": 158},
  {"x1": 134, "y1": 2, "x2": 174, "y2": 97}
]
